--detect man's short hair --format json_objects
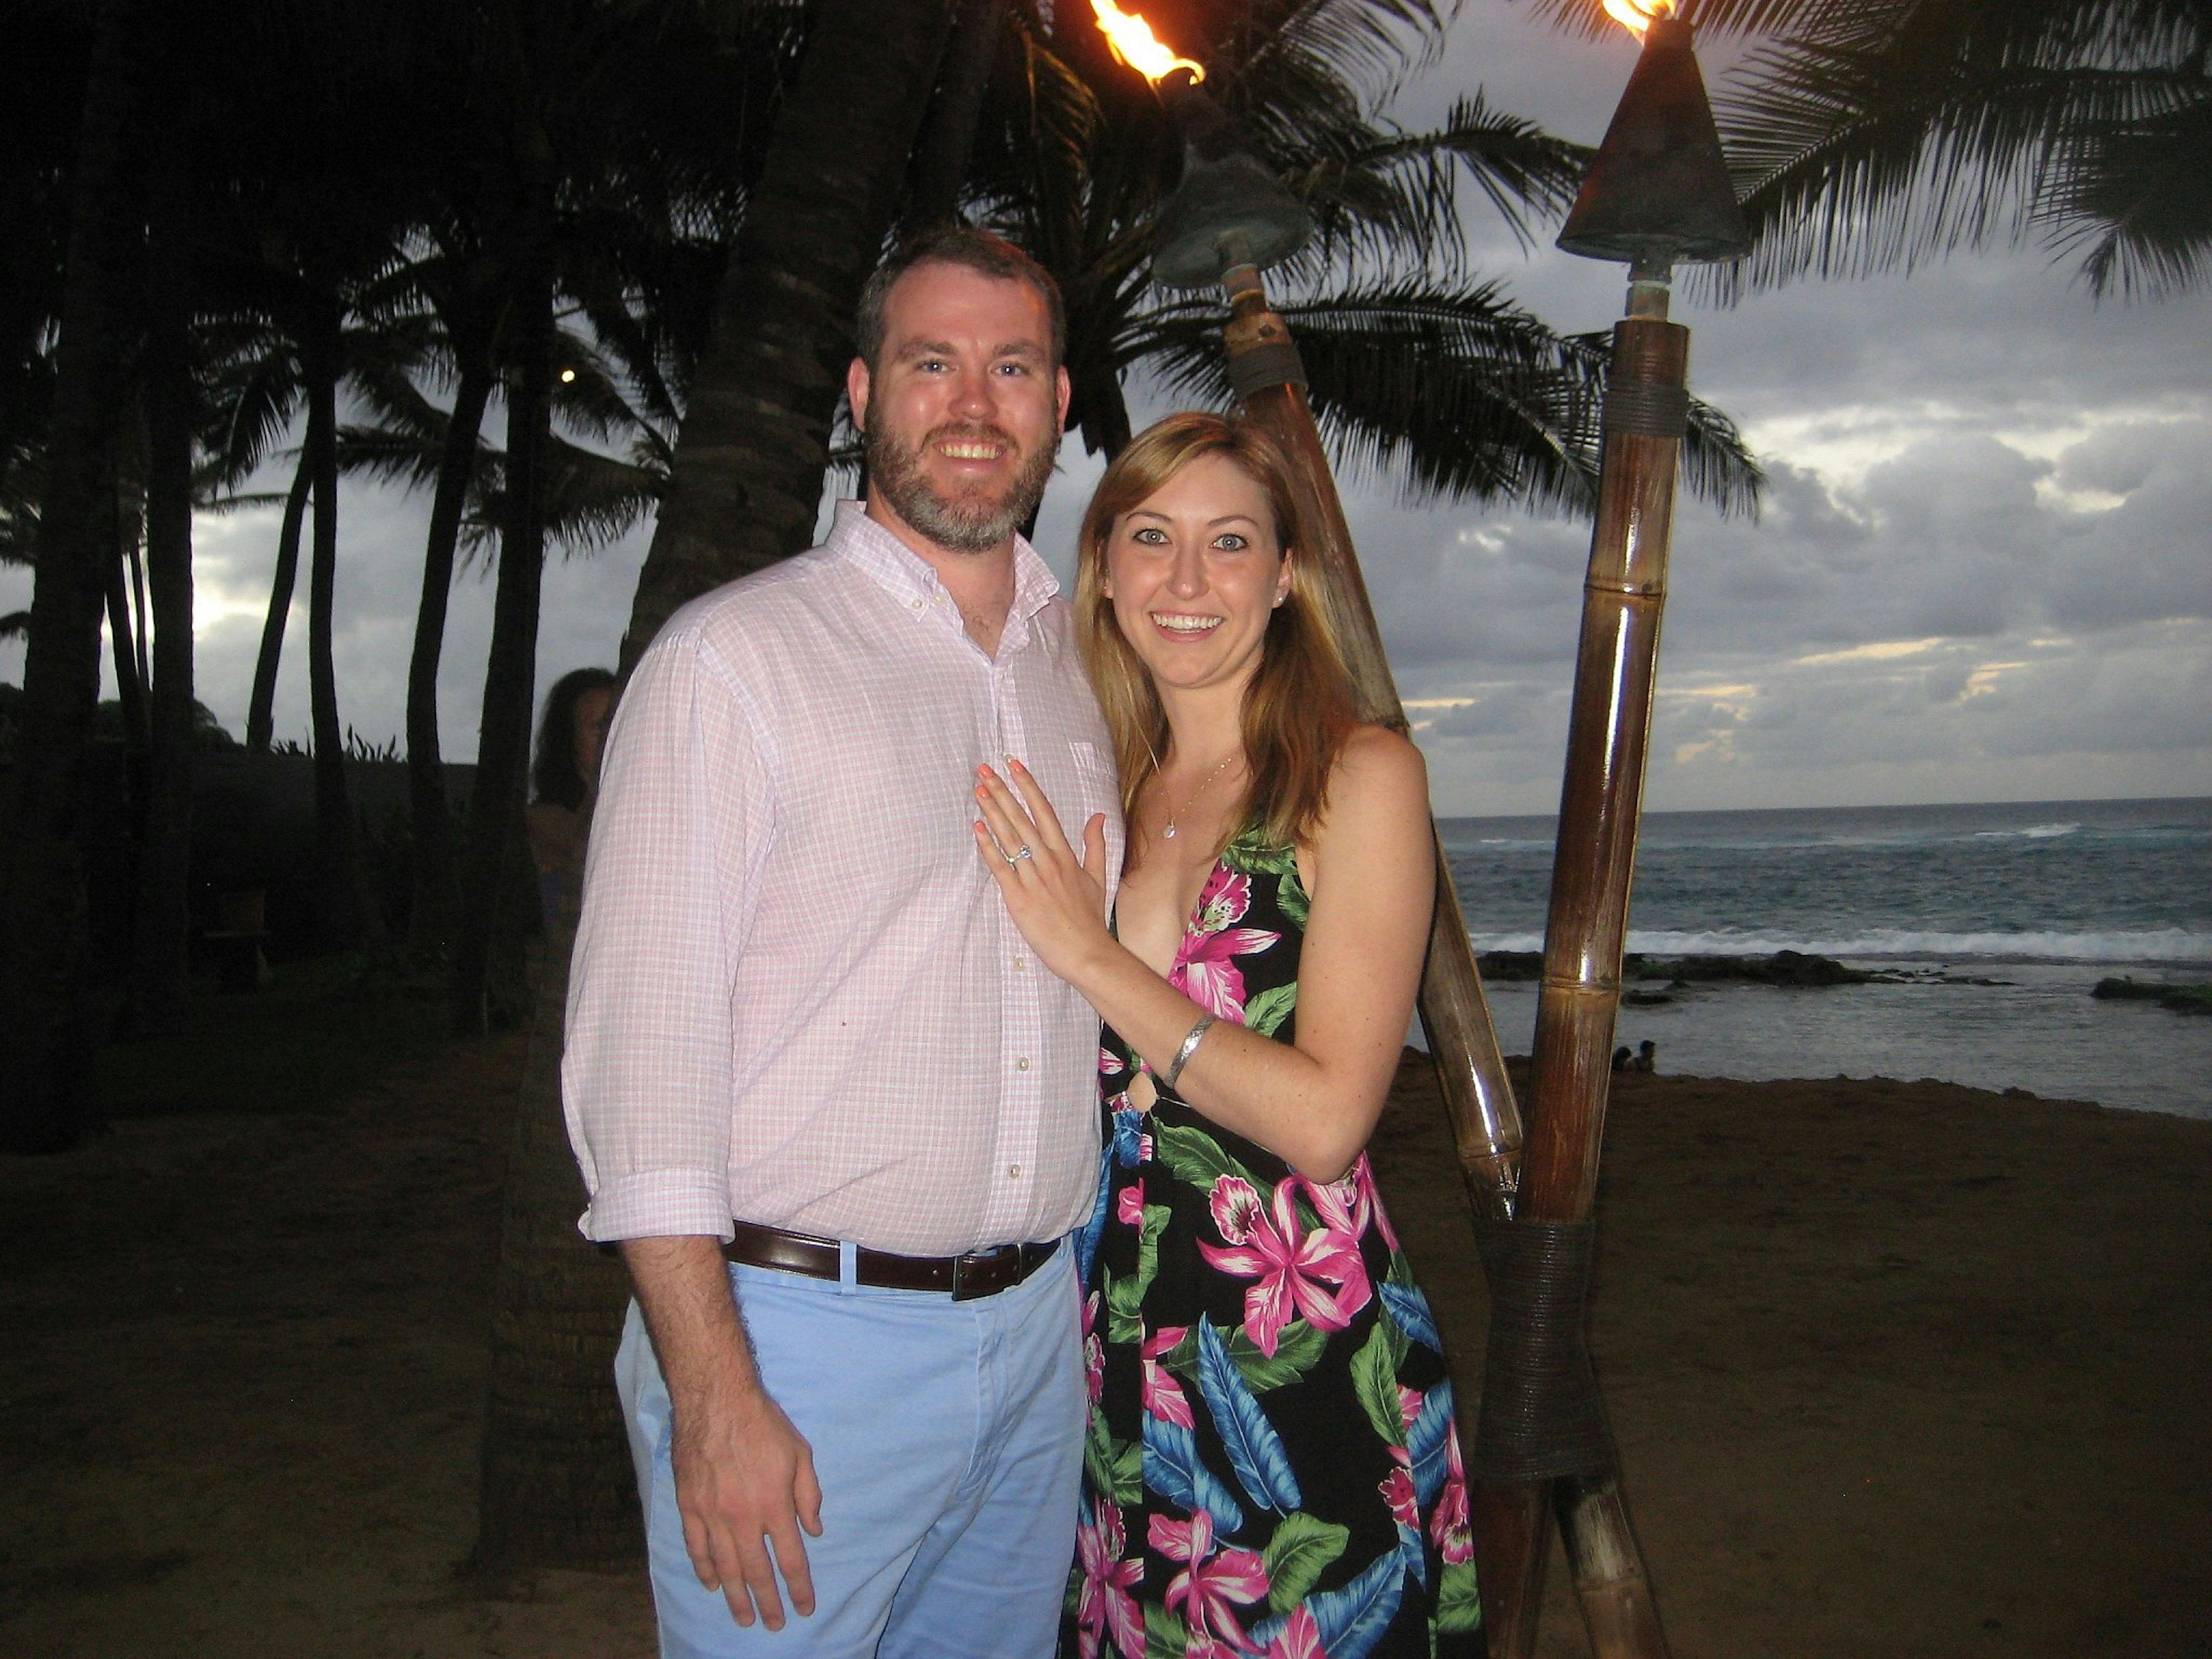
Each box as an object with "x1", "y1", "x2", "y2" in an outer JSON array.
[{"x1": 856, "y1": 227, "x2": 1067, "y2": 374}]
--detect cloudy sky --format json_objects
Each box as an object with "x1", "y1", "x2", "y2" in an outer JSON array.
[{"x1": 4, "y1": 2, "x2": 2206, "y2": 816}]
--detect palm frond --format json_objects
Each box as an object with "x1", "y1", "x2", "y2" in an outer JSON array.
[{"x1": 1128, "y1": 281, "x2": 1763, "y2": 516}]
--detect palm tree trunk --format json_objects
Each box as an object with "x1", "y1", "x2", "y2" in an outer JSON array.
[
  {"x1": 129, "y1": 138, "x2": 196, "y2": 1031},
  {"x1": 451, "y1": 264, "x2": 552, "y2": 1037},
  {"x1": 403, "y1": 360, "x2": 493, "y2": 959},
  {"x1": 304, "y1": 294, "x2": 368, "y2": 949},
  {"x1": 906, "y1": 0, "x2": 1009, "y2": 228},
  {"x1": 0, "y1": 0, "x2": 143, "y2": 1153},
  {"x1": 469, "y1": 0, "x2": 956, "y2": 1577},
  {"x1": 245, "y1": 450, "x2": 310, "y2": 753}
]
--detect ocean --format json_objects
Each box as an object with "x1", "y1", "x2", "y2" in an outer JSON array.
[{"x1": 1436, "y1": 796, "x2": 2212, "y2": 1119}]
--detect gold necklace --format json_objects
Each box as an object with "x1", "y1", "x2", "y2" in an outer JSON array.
[{"x1": 1143, "y1": 735, "x2": 1242, "y2": 841}]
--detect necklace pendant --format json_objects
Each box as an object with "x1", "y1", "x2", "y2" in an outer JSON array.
[{"x1": 1161, "y1": 823, "x2": 1177, "y2": 839}]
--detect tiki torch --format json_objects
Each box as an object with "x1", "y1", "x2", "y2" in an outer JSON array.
[
  {"x1": 1467, "y1": 5, "x2": 1750, "y2": 1657},
  {"x1": 1090, "y1": 0, "x2": 1527, "y2": 1217}
]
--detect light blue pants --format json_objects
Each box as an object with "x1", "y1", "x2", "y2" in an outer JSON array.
[{"x1": 615, "y1": 1244, "x2": 1082, "y2": 1659}]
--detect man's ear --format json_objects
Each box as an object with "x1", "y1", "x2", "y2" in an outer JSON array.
[
  {"x1": 1055, "y1": 364, "x2": 1072, "y2": 431},
  {"x1": 847, "y1": 357, "x2": 872, "y2": 435}
]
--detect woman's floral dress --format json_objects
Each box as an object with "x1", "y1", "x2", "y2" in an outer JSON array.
[{"x1": 1066, "y1": 827, "x2": 1482, "y2": 1659}]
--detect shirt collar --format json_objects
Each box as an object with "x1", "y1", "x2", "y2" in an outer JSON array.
[{"x1": 830, "y1": 500, "x2": 1060, "y2": 635}]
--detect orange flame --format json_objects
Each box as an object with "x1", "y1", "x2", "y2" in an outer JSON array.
[
  {"x1": 1601, "y1": 0, "x2": 1673, "y2": 37},
  {"x1": 1090, "y1": 0, "x2": 1204, "y2": 84}
]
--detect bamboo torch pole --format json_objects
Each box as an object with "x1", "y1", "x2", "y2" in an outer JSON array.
[
  {"x1": 1467, "y1": 12, "x2": 1749, "y2": 1656},
  {"x1": 1216, "y1": 257, "x2": 1526, "y2": 1215},
  {"x1": 1120, "y1": 40, "x2": 1532, "y2": 1214}
]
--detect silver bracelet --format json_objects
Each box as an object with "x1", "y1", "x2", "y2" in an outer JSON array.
[{"x1": 1164, "y1": 1013, "x2": 1216, "y2": 1090}]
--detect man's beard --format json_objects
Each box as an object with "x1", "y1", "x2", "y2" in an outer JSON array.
[{"x1": 865, "y1": 419, "x2": 1059, "y2": 554}]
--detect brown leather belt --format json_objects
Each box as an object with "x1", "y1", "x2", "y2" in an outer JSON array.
[{"x1": 724, "y1": 1221, "x2": 1060, "y2": 1302}]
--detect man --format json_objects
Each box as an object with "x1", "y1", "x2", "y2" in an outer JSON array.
[{"x1": 565, "y1": 228, "x2": 1122, "y2": 1657}]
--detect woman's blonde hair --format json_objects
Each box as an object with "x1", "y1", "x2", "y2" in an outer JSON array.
[{"x1": 1074, "y1": 411, "x2": 1360, "y2": 858}]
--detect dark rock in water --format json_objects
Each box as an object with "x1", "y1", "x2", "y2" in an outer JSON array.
[
  {"x1": 1475, "y1": 947, "x2": 1868, "y2": 988},
  {"x1": 1655, "y1": 950, "x2": 1869, "y2": 987},
  {"x1": 2094, "y1": 976, "x2": 2212, "y2": 1015},
  {"x1": 1476, "y1": 950, "x2": 1544, "y2": 982},
  {"x1": 1622, "y1": 988, "x2": 1675, "y2": 1006}
]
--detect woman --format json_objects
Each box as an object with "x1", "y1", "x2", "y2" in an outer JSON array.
[
  {"x1": 527, "y1": 666, "x2": 614, "y2": 927},
  {"x1": 974, "y1": 413, "x2": 1479, "y2": 1658}
]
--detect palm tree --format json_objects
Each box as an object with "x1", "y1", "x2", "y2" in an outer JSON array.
[
  {"x1": 953, "y1": 0, "x2": 1762, "y2": 507},
  {"x1": 1534, "y1": 0, "x2": 2211, "y2": 300},
  {"x1": 0, "y1": 0, "x2": 146, "y2": 1153}
]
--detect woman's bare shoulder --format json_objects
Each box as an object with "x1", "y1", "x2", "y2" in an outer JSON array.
[
  {"x1": 1332, "y1": 722, "x2": 1427, "y2": 798},
  {"x1": 1310, "y1": 723, "x2": 1428, "y2": 854}
]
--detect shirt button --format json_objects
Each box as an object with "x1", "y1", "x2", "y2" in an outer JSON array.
[
  {"x1": 910, "y1": 597, "x2": 925, "y2": 609},
  {"x1": 1014, "y1": 1056, "x2": 1031, "y2": 1071},
  {"x1": 1013, "y1": 957, "x2": 1029, "y2": 972},
  {"x1": 1008, "y1": 1164, "x2": 1022, "y2": 1179}
]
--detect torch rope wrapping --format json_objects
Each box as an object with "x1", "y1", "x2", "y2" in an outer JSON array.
[
  {"x1": 1601, "y1": 375, "x2": 1691, "y2": 439},
  {"x1": 1226, "y1": 339, "x2": 1307, "y2": 402},
  {"x1": 1471, "y1": 1215, "x2": 1618, "y2": 1482}
]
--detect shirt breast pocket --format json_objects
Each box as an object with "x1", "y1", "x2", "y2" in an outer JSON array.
[{"x1": 1069, "y1": 740, "x2": 1125, "y2": 893}]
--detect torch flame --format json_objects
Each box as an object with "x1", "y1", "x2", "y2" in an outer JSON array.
[
  {"x1": 1601, "y1": 0, "x2": 1674, "y2": 38},
  {"x1": 1090, "y1": 0, "x2": 1204, "y2": 84}
]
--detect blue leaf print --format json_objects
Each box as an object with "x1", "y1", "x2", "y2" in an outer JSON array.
[
  {"x1": 1194, "y1": 1316, "x2": 1303, "y2": 1514},
  {"x1": 1397, "y1": 1521, "x2": 1427, "y2": 1589},
  {"x1": 1305, "y1": 1546, "x2": 1408, "y2": 1659},
  {"x1": 1377, "y1": 1281, "x2": 1442, "y2": 1353},
  {"x1": 1075, "y1": 1150, "x2": 1112, "y2": 1285},
  {"x1": 1111, "y1": 1106, "x2": 1147, "y2": 1168},
  {"x1": 1408, "y1": 1378, "x2": 1455, "y2": 1508},
  {"x1": 1140, "y1": 1414, "x2": 1245, "y2": 1535}
]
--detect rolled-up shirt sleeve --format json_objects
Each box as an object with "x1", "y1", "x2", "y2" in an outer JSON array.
[{"x1": 563, "y1": 623, "x2": 772, "y2": 1242}]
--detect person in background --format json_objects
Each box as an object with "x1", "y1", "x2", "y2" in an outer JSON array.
[
  {"x1": 975, "y1": 411, "x2": 1480, "y2": 1656},
  {"x1": 527, "y1": 666, "x2": 615, "y2": 927}
]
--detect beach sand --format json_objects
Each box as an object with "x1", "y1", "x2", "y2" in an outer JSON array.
[{"x1": 3, "y1": 1037, "x2": 2207, "y2": 1658}]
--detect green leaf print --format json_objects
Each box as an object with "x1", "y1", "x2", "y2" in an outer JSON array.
[
  {"x1": 1083, "y1": 1405, "x2": 1119, "y2": 1499},
  {"x1": 1153, "y1": 1119, "x2": 1259, "y2": 1194},
  {"x1": 1262, "y1": 1512, "x2": 1352, "y2": 1614},
  {"x1": 1145, "y1": 1599, "x2": 1190, "y2": 1658},
  {"x1": 1436, "y1": 1560, "x2": 1483, "y2": 1632},
  {"x1": 1351, "y1": 1320, "x2": 1408, "y2": 1446},
  {"x1": 1243, "y1": 982, "x2": 1299, "y2": 1039},
  {"x1": 1275, "y1": 865, "x2": 1310, "y2": 929},
  {"x1": 1156, "y1": 1318, "x2": 1328, "y2": 1393},
  {"x1": 1134, "y1": 1203, "x2": 1172, "y2": 1298},
  {"x1": 1221, "y1": 827, "x2": 1295, "y2": 878},
  {"x1": 1111, "y1": 1435, "x2": 1143, "y2": 1505},
  {"x1": 1104, "y1": 1265, "x2": 1145, "y2": 1344}
]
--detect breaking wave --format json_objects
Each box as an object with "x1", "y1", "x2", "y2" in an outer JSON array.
[{"x1": 1469, "y1": 926, "x2": 2212, "y2": 965}]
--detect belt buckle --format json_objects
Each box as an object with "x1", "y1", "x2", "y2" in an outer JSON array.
[{"x1": 949, "y1": 1252, "x2": 980, "y2": 1301}]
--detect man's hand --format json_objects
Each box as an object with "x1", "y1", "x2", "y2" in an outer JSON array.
[
  {"x1": 621, "y1": 1235, "x2": 825, "y2": 1632},
  {"x1": 672, "y1": 1380, "x2": 824, "y2": 1630}
]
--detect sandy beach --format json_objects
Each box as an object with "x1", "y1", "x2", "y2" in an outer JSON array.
[{"x1": 4, "y1": 1028, "x2": 2207, "y2": 1658}]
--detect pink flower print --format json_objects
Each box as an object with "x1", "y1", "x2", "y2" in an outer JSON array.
[
  {"x1": 1430, "y1": 1417, "x2": 1473, "y2": 1565},
  {"x1": 1082, "y1": 1291, "x2": 1104, "y2": 1405},
  {"x1": 1192, "y1": 864, "x2": 1252, "y2": 933},
  {"x1": 1379, "y1": 1456, "x2": 1419, "y2": 1532},
  {"x1": 1209, "y1": 1175, "x2": 1262, "y2": 1245},
  {"x1": 1152, "y1": 1508, "x2": 1270, "y2": 1649},
  {"x1": 1353, "y1": 1154, "x2": 1399, "y2": 1252},
  {"x1": 1117, "y1": 1179, "x2": 1147, "y2": 1228},
  {"x1": 1141, "y1": 1325, "x2": 1194, "y2": 1427},
  {"x1": 1197, "y1": 1177, "x2": 1370, "y2": 1356},
  {"x1": 1169, "y1": 870, "x2": 1279, "y2": 1023},
  {"x1": 1101, "y1": 1045, "x2": 1126, "y2": 1076},
  {"x1": 1258, "y1": 1605, "x2": 1328, "y2": 1659},
  {"x1": 1074, "y1": 1497, "x2": 1145, "y2": 1659}
]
